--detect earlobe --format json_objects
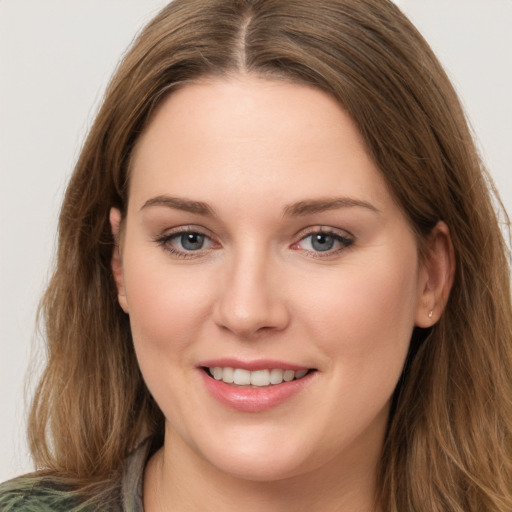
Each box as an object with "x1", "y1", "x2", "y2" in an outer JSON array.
[
  {"x1": 415, "y1": 221, "x2": 455, "y2": 327},
  {"x1": 109, "y1": 208, "x2": 129, "y2": 313}
]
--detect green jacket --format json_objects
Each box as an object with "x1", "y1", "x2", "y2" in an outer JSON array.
[{"x1": 0, "y1": 439, "x2": 150, "y2": 512}]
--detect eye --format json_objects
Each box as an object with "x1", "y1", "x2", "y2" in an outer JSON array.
[
  {"x1": 306, "y1": 233, "x2": 337, "y2": 252},
  {"x1": 175, "y1": 232, "x2": 207, "y2": 251},
  {"x1": 293, "y1": 229, "x2": 353, "y2": 256},
  {"x1": 154, "y1": 228, "x2": 218, "y2": 258}
]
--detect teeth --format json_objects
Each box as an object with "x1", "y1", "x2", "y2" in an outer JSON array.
[
  {"x1": 251, "y1": 369, "x2": 270, "y2": 386},
  {"x1": 208, "y1": 367, "x2": 309, "y2": 387},
  {"x1": 269, "y1": 368, "x2": 284, "y2": 384},
  {"x1": 233, "y1": 368, "x2": 251, "y2": 385},
  {"x1": 283, "y1": 369, "x2": 295, "y2": 382},
  {"x1": 295, "y1": 369, "x2": 308, "y2": 379},
  {"x1": 222, "y1": 366, "x2": 234, "y2": 383}
]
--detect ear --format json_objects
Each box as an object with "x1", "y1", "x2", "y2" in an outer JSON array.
[
  {"x1": 109, "y1": 207, "x2": 129, "y2": 313},
  {"x1": 414, "y1": 221, "x2": 455, "y2": 327}
]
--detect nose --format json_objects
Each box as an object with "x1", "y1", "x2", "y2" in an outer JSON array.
[{"x1": 213, "y1": 248, "x2": 290, "y2": 339}]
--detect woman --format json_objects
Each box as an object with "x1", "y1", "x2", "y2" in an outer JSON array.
[{"x1": 1, "y1": 0, "x2": 511, "y2": 511}]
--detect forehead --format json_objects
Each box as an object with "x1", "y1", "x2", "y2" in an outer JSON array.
[{"x1": 128, "y1": 75, "x2": 393, "y2": 213}]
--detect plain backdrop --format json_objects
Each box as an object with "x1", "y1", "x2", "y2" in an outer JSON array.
[{"x1": 1, "y1": 0, "x2": 511, "y2": 481}]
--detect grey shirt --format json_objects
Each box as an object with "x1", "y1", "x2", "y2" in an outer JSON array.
[{"x1": 121, "y1": 438, "x2": 150, "y2": 512}]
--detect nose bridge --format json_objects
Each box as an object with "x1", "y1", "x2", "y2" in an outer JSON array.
[{"x1": 214, "y1": 241, "x2": 289, "y2": 337}]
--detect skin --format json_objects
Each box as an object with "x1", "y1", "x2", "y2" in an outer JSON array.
[{"x1": 110, "y1": 75, "x2": 453, "y2": 512}]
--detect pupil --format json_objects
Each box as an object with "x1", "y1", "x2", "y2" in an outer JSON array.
[
  {"x1": 181, "y1": 233, "x2": 204, "y2": 250},
  {"x1": 312, "y1": 233, "x2": 334, "y2": 251}
]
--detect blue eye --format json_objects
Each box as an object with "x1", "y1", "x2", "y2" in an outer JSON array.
[
  {"x1": 310, "y1": 233, "x2": 336, "y2": 252},
  {"x1": 176, "y1": 232, "x2": 206, "y2": 251},
  {"x1": 155, "y1": 228, "x2": 216, "y2": 258},
  {"x1": 297, "y1": 230, "x2": 353, "y2": 254}
]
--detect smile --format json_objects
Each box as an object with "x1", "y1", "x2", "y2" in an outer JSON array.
[
  {"x1": 207, "y1": 367, "x2": 310, "y2": 387},
  {"x1": 201, "y1": 364, "x2": 317, "y2": 412}
]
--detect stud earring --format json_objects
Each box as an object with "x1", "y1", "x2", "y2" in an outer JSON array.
[{"x1": 428, "y1": 310, "x2": 433, "y2": 318}]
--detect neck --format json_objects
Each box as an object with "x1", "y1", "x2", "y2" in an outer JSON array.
[{"x1": 144, "y1": 429, "x2": 382, "y2": 512}]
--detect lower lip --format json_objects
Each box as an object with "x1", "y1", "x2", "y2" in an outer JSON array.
[{"x1": 200, "y1": 370, "x2": 315, "y2": 412}]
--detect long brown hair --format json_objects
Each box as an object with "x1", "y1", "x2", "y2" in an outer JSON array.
[{"x1": 24, "y1": 0, "x2": 512, "y2": 510}]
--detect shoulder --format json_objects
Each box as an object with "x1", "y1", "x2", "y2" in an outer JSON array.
[
  {"x1": 0, "y1": 476, "x2": 92, "y2": 512},
  {"x1": 0, "y1": 438, "x2": 153, "y2": 512}
]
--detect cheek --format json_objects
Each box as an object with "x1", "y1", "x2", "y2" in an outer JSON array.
[
  {"x1": 122, "y1": 250, "x2": 215, "y2": 355},
  {"x1": 298, "y1": 249, "x2": 419, "y2": 369}
]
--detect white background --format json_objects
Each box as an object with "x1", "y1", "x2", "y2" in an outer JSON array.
[{"x1": 1, "y1": 0, "x2": 511, "y2": 481}]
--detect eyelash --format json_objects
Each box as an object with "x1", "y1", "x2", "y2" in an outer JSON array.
[
  {"x1": 292, "y1": 228, "x2": 354, "y2": 258},
  {"x1": 153, "y1": 227, "x2": 218, "y2": 259},
  {"x1": 154, "y1": 226, "x2": 354, "y2": 259}
]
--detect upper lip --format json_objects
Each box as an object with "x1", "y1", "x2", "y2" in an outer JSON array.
[{"x1": 197, "y1": 358, "x2": 312, "y2": 372}]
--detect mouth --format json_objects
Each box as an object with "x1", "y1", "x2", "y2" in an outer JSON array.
[{"x1": 203, "y1": 367, "x2": 315, "y2": 387}]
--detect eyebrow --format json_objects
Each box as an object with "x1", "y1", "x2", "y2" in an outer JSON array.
[
  {"x1": 140, "y1": 195, "x2": 379, "y2": 217},
  {"x1": 283, "y1": 197, "x2": 380, "y2": 216},
  {"x1": 140, "y1": 195, "x2": 215, "y2": 216}
]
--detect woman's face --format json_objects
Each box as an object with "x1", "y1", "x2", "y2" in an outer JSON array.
[{"x1": 112, "y1": 76, "x2": 432, "y2": 482}]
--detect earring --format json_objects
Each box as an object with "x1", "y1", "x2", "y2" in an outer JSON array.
[{"x1": 428, "y1": 310, "x2": 433, "y2": 318}]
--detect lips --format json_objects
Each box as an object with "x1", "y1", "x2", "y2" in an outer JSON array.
[{"x1": 199, "y1": 359, "x2": 316, "y2": 412}]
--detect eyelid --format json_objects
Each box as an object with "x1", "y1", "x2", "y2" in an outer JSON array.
[
  {"x1": 153, "y1": 225, "x2": 220, "y2": 258},
  {"x1": 154, "y1": 225, "x2": 214, "y2": 240},
  {"x1": 291, "y1": 226, "x2": 354, "y2": 256},
  {"x1": 293, "y1": 225, "x2": 354, "y2": 241}
]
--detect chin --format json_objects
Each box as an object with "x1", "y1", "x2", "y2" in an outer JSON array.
[
  {"x1": 212, "y1": 454, "x2": 309, "y2": 483},
  {"x1": 195, "y1": 434, "x2": 318, "y2": 483}
]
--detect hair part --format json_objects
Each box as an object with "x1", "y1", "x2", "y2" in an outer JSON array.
[{"x1": 27, "y1": 1, "x2": 512, "y2": 510}]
